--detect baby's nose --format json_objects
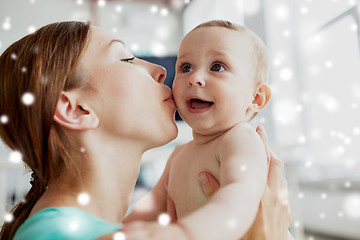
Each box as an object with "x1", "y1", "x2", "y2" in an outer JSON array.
[{"x1": 188, "y1": 76, "x2": 205, "y2": 87}]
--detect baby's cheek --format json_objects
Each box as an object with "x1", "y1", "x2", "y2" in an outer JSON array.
[{"x1": 172, "y1": 86, "x2": 181, "y2": 101}]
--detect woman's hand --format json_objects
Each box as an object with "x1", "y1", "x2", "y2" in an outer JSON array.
[
  {"x1": 240, "y1": 125, "x2": 291, "y2": 240},
  {"x1": 242, "y1": 153, "x2": 291, "y2": 239}
]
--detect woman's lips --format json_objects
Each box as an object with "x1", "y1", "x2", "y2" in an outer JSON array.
[{"x1": 165, "y1": 94, "x2": 177, "y2": 108}]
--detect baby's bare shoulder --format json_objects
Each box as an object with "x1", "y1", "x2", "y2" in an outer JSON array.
[
  {"x1": 221, "y1": 123, "x2": 257, "y2": 141},
  {"x1": 216, "y1": 123, "x2": 263, "y2": 156}
]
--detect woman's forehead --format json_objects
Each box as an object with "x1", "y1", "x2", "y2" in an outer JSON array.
[
  {"x1": 90, "y1": 27, "x2": 117, "y2": 48},
  {"x1": 84, "y1": 27, "x2": 126, "y2": 59}
]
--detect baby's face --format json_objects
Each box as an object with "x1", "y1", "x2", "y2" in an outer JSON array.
[{"x1": 173, "y1": 26, "x2": 257, "y2": 135}]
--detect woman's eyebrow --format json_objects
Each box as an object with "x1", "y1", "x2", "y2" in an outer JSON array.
[{"x1": 108, "y1": 39, "x2": 125, "y2": 47}]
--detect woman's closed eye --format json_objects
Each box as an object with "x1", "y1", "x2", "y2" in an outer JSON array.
[
  {"x1": 210, "y1": 62, "x2": 226, "y2": 72},
  {"x1": 121, "y1": 56, "x2": 135, "y2": 63}
]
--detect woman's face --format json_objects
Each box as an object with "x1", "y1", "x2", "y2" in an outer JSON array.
[{"x1": 78, "y1": 26, "x2": 178, "y2": 149}]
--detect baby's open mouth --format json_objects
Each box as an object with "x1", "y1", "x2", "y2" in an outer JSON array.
[{"x1": 187, "y1": 98, "x2": 214, "y2": 109}]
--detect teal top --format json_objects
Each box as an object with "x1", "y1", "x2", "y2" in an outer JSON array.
[{"x1": 13, "y1": 207, "x2": 122, "y2": 240}]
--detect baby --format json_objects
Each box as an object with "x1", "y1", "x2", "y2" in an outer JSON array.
[{"x1": 126, "y1": 20, "x2": 272, "y2": 240}]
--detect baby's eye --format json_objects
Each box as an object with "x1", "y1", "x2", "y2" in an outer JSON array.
[
  {"x1": 121, "y1": 57, "x2": 135, "y2": 63},
  {"x1": 210, "y1": 63, "x2": 225, "y2": 72},
  {"x1": 181, "y1": 64, "x2": 193, "y2": 73}
]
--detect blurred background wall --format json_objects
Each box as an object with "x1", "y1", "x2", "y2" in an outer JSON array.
[{"x1": 1, "y1": 0, "x2": 360, "y2": 239}]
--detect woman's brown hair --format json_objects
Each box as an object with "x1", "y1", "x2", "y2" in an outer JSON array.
[{"x1": 0, "y1": 21, "x2": 91, "y2": 239}]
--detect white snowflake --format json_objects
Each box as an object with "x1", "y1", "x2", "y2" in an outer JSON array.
[
  {"x1": 158, "y1": 213, "x2": 170, "y2": 226},
  {"x1": 293, "y1": 221, "x2": 301, "y2": 228},
  {"x1": 343, "y1": 193, "x2": 360, "y2": 219},
  {"x1": 353, "y1": 127, "x2": 360, "y2": 135},
  {"x1": 298, "y1": 135, "x2": 307, "y2": 144},
  {"x1": 305, "y1": 161, "x2": 312, "y2": 168},
  {"x1": 350, "y1": 23, "x2": 358, "y2": 32},
  {"x1": 320, "y1": 193, "x2": 327, "y2": 199},
  {"x1": 9, "y1": 150, "x2": 22, "y2": 164},
  {"x1": 113, "y1": 232, "x2": 126, "y2": 240},
  {"x1": 283, "y1": 30, "x2": 291, "y2": 37},
  {"x1": 274, "y1": 5, "x2": 289, "y2": 20},
  {"x1": 41, "y1": 76, "x2": 49, "y2": 85},
  {"x1": 324, "y1": 60, "x2": 333, "y2": 68},
  {"x1": 273, "y1": 58, "x2": 281, "y2": 66},
  {"x1": 344, "y1": 181, "x2": 351, "y2": 188},
  {"x1": 130, "y1": 43, "x2": 139, "y2": 52},
  {"x1": 317, "y1": 93, "x2": 339, "y2": 113},
  {"x1": 77, "y1": 193, "x2": 90, "y2": 205},
  {"x1": 4, "y1": 213, "x2": 14, "y2": 222},
  {"x1": 226, "y1": 218, "x2": 237, "y2": 229},
  {"x1": 273, "y1": 99, "x2": 298, "y2": 124},
  {"x1": 279, "y1": 67, "x2": 293, "y2": 81},
  {"x1": 69, "y1": 221, "x2": 79, "y2": 231},
  {"x1": 150, "y1": 42, "x2": 167, "y2": 57},
  {"x1": 0, "y1": 115, "x2": 9, "y2": 124},
  {"x1": 97, "y1": 0, "x2": 106, "y2": 8},
  {"x1": 11, "y1": 53, "x2": 17, "y2": 60},
  {"x1": 150, "y1": 5, "x2": 158, "y2": 14},
  {"x1": 160, "y1": 8, "x2": 169, "y2": 17},
  {"x1": 240, "y1": 165, "x2": 247, "y2": 172},
  {"x1": 27, "y1": 25, "x2": 36, "y2": 34},
  {"x1": 22, "y1": 92, "x2": 35, "y2": 106},
  {"x1": 300, "y1": 6, "x2": 309, "y2": 14},
  {"x1": 115, "y1": 5, "x2": 123, "y2": 13},
  {"x1": 349, "y1": 0, "x2": 356, "y2": 5},
  {"x1": 298, "y1": 192, "x2": 304, "y2": 199},
  {"x1": 344, "y1": 137, "x2": 352, "y2": 145},
  {"x1": 2, "y1": 18, "x2": 11, "y2": 31}
]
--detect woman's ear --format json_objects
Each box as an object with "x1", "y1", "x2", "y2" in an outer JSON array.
[
  {"x1": 249, "y1": 83, "x2": 272, "y2": 113},
  {"x1": 54, "y1": 91, "x2": 99, "y2": 130}
]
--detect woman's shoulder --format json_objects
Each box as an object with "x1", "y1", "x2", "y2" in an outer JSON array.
[{"x1": 13, "y1": 207, "x2": 121, "y2": 240}]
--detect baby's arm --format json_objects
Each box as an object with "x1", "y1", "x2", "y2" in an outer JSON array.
[
  {"x1": 124, "y1": 145, "x2": 183, "y2": 223},
  {"x1": 178, "y1": 124, "x2": 267, "y2": 240}
]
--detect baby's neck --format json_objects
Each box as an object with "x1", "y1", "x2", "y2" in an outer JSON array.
[
  {"x1": 191, "y1": 122, "x2": 248, "y2": 145},
  {"x1": 192, "y1": 129, "x2": 229, "y2": 145}
]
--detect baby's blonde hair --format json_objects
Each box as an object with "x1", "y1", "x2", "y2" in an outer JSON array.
[{"x1": 194, "y1": 20, "x2": 270, "y2": 85}]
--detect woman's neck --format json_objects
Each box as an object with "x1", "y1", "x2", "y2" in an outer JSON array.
[{"x1": 31, "y1": 137, "x2": 145, "y2": 224}]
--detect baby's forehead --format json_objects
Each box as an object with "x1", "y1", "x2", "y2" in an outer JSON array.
[{"x1": 189, "y1": 27, "x2": 255, "y2": 51}]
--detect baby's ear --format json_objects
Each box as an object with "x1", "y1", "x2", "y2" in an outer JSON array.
[
  {"x1": 54, "y1": 91, "x2": 99, "y2": 130},
  {"x1": 249, "y1": 83, "x2": 272, "y2": 113}
]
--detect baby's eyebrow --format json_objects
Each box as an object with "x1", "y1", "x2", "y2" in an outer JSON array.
[
  {"x1": 177, "y1": 52, "x2": 191, "y2": 60},
  {"x1": 208, "y1": 50, "x2": 228, "y2": 57}
]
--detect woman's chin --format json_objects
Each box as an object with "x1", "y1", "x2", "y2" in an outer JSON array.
[{"x1": 151, "y1": 125, "x2": 178, "y2": 149}]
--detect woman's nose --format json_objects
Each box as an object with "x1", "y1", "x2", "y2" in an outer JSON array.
[
  {"x1": 148, "y1": 62, "x2": 167, "y2": 84},
  {"x1": 188, "y1": 75, "x2": 205, "y2": 87}
]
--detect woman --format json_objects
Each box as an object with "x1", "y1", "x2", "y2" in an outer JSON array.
[{"x1": 0, "y1": 21, "x2": 290, "y2": 240}]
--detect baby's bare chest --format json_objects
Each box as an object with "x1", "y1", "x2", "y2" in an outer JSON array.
[{"x1": 167, "y1": 143, "x2": 220, "y2": 218}]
